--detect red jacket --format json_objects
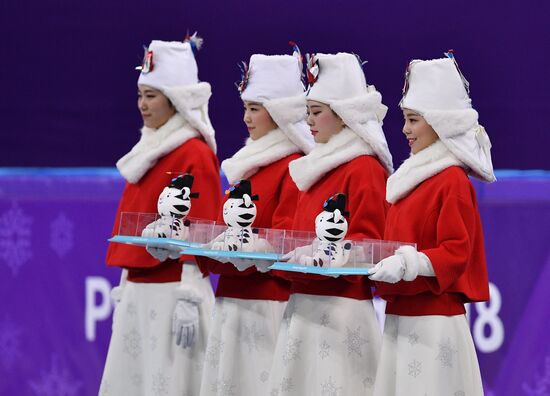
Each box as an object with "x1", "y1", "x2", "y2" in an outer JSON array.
[
  {"x1": 197, "y1": 154, "x2": 301, "y2": 301},
  {"x1": 375, "y1": 166, "x2": 490, "y2": 315},
  {"x1": 106, "y1": 138, "x2": 222, "y2": 283},
  {"x1": 275, "y1": 155, "x2": 388, "y2": 300}
]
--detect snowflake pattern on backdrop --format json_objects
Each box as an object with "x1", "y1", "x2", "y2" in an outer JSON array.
[
  {"x1": 342, "y1": 326, "x2": 368, "y2": 357},
  {"x1": 320, "y1": 376, "x2": 343, "y2": 396},
  {"x1": 49, "y1": 212, "x2": 74, "y2": 259},
  {"x1": 319, "y1": 340, "x2": 331, "y2": 359},
  {"x1": 282, "y1": 337, "x2": 302, "y2": 365},
  {"x1": 0, "y1": 316, "x2": 23, "y2": 371},
  {"x1": 408, "y1": 359, "x2": 422, "y2": 378},
  {"x1": 151, "y1": 372, "x2": 170, "y2": 396},
  {"x1": 28, "y1": 355, "x2": 82, "y2": 396},
  {"x1": 241, "y1": 322, "x2": 264, "y2": 353},
  {"x1": 436, "y1": 337, "x2": 457, "y2": 368},
  {"x1": 0, "y1": 202, "x2": 33, "y2": 276},
  {"x1": 522, "y1": 355, "x2": 550, "y2": 396}
]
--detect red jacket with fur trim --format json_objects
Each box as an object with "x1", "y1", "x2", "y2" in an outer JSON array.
[
  {"x1": 375, "y1": 166, "x2": 489, "y2": 315},
  {"x1": 275, "y1": 155, "x2": 388, "y2": 300},
  {"x1": 197, "y1": 154, "x2": 301, "y2": 301},
  {"x1": 106, "y1": 138, "x2": 222, "y2": 283}
]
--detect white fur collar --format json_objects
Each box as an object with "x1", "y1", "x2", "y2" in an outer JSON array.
[
  {"x1": 289, "y1": 127, "x2": 374, "y2": 192},
  {"x1": 386, "y1": 139, "x2": 463, "y2": 204},
  {"x1": 116, "y1": 113, "x2": 199, "y2": 184},
  {"x1": 221, "y1": 128, "x2": 300, "y2": 184}
]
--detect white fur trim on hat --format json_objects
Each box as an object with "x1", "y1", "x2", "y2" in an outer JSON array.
[
  {"x1": 330, "y1": 88, "x2": 393, "y2": 174},
  {"x1": 400, "y1": 57, "x2": 495, "y2": 182},
  {"x1": 240, "y1": 54, "x2": 304, "y2": 102},
  {"x1": 137, "y1": 40, "x2": 198, "y2": 89},
  {"x1": 163, "y1": 82, "x2": 217, "y2": 153},
  {"x1": 423, "y1": 109, "x2": 495, "y2": 182},
  {"x1": 263, "y1": 94, "x2": 314, "y2": 154},
  {"x1": 306, "y1": 52, "x2": 367, "y2": 103}
]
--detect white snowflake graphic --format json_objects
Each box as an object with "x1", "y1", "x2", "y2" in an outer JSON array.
[
  {"x1": 319, "y1": 340, "x2": 331, "y2": 359},
  {"x1": 242, "y1": 322, "x2": 264, "y2": 353},
  {"x1": 210, "y1": 377, "x2": 236, "y2": 396},
  {"x1": 408, "y1": 332, "x2": 419, "y2": 346},
  {"x1": 49, "y1": 212, "x2": 74, "y2": 258},
  {"x1": 260, "y1": 370, "x2": 270, "y2": 383},
  {"x1": 0, "y1": 202, "x2": 33, "y2": 276},
  {"x1": 29, "y1": 355, "x2": 82, "y2": 396},
  {"x1": 408, "y1": 359, "x2": 422, "y2": 378},
  {"x1": 123, "y1": 328, "x2": 142, "y2": 358},
  {"x1": 282, "y1": 337, "x2": 302, "y2": 365},
  {"x1": 205, "y1": 336, "x2": 224, "y2": 368},
  {"x1": 151, "y1": 372, "x2": 170, "y2": 395},
  {"x1": 320, "y1": 312, "x2": 330, "y2": 327},
  {"x1": 321, "y1": 376, "x2": 342, "y2": 396},
  {"x1": 522, "y1": 355, "x2": 550, "y2": 396},
  {"x1": 436, "y1": 337, "x2": 457, "y2": 368},
  {"x1": 363, "y1": 376, "x2": 374, "y2": 388},
  {"x1": 280, "y1": 376, "x2": 293, "y2": 392},
  {"x1": 342, "y1": 326, "x2": 368, "y2": 357},
  {"x1": 0, "y1": 316, "x2": 23, "y2": 370}
]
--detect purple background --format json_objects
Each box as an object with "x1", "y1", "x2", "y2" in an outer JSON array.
[
  {"x1": 1, "y1": 169, "x2": 549, "y2": 395},
  {"x1": 1, "y1": 1, "x2": 549, "y2": 169}
]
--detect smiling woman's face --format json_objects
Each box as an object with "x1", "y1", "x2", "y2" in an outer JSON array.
[
  {"x1": 402, "y1": 109, "x2": 439, "y2": 154},
  {"x1": 242, "y1": 101, "x2": 277, "y2": 140},
  {"x1": 137, "y1": 85, "x2": 176, "y2": 129},
  {"x1": 306, "y1": 100, "x2": 345, "y2": 143}
]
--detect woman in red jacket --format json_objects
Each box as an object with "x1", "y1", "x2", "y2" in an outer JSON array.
[
  {"x1": 369, "y1": 53, "x2": 495, "y2": 395},
  {"x1": 100, "y1": 36, "x2": 221, "y2": 396},
  {"x1": 198, "y1": 52, "x2": 314, "y2": 396},
  {"x1": 267, "y1": 52, "x2": 393, "y2": 395}
]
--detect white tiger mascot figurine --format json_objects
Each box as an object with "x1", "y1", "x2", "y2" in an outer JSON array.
[
  {"x1": 141, "y1": 174, "x2": 199, "y2": 240},
  {"x1": 210, "y1": 179, "x2": 259, "y2": 252},
  {"x1": 298, "y1": 193, "x2": 352, "y2": 267}
]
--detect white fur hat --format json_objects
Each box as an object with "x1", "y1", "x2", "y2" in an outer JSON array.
[
  {"x1": 400, "y1": 56, "x2": 495, "y2": 182},
  {"x1": 306, "y1": 52, "x2": 393, "y2": 174},
  {"x1": 240, "y1": 54, "x2": 314, "y2": 154},
  {"x1": 136, "y1": 37, "x2": 217, "y2": 153}
]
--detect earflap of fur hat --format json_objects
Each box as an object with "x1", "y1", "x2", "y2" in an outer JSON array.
[
  {"x1": 263, "y1": 94, "x2": 315, "y2": 154},
  {"x1": 329, "y1": 89, "x2": 394, "y2": 174},
  {"x1": 163, "y1": 82, "x2": 217, "y2": 153},
  {"x1": 424, "y1": 109, "x2": 495, "y2": 182}
]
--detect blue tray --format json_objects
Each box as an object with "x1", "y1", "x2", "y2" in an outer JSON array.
[
  {"x1": 108, "y1": 235, "x2": 200, "y2": 249},
  {"x1": 269, "y1": 262, "x2": 372, "y2": 276},
  {"x1": 182, "y1": 247, "x2": 281, "y2": 261}
]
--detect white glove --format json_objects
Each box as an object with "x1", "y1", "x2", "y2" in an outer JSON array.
[
  {"x1": 172, "y1": 299, "x2": 199, "y2": 349},
  {"x1": 281, "y1": 243, "x2": 315, "y2": 264},
  {"x1": 146, "y1": 245, "x2": 181, "y2": 261},
  {"x1": 110, "y1": 269, "x2": 128, "y2": 305},
  {"x1": 368, "y1": 245, "x2": 435, "y2": 283},
  {"x1": 368, "y1": 254, "x2": 406, "y2": 283}
]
